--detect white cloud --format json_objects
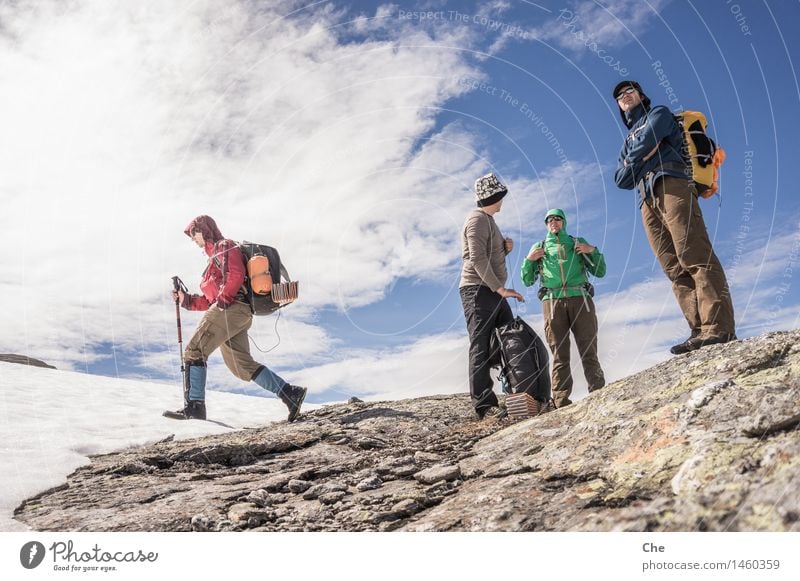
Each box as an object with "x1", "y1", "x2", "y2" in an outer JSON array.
[
  {"x1": 288, "y1": 331, "x2": 468, "y2": 401},
  {"x1": 539, "y1": 0, "x2": 670, "y2": 52},
  {"x1": 500, "y1": 160, "x2": 608, "y2": 247},
  {"x1": 0, "y1": 0, "x2": 489, "y2": 370},
  {"x1": 2, "y1": 0, "x2": 796, "y2": 401}
]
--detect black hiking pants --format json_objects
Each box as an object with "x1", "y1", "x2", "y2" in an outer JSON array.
[{"x1": 460, "y1": 284, "x2": 514, "y2": 413}]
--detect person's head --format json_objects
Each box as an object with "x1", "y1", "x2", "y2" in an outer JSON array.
[
  {"x1": 474, "y1": 172, "x2": 508, "y2": 214},
  {"x1": 612, "y1": 80, "x2": 651, "y2": 127},
  {"x1": 544, "y1": 208, "x2": 567, "y2": 234},
  {"x1": 184, "y1": 215, "x2": 224, "y2": 249}
]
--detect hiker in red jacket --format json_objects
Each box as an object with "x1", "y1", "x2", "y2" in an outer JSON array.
[{"x1": 163, "y1": 215, "x2": 307, "y2": 422}]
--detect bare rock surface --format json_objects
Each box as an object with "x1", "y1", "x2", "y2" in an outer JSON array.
[
  {"x1": 0, "y1": 354, "x2": 55, "y2": 369},
  {"x1": 14, "y1": 331, "x2": 800, "y2": 532}
]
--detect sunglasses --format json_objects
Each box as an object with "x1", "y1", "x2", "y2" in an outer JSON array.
[
  {"x1": 616, "y1": 87, "x2": 637, "y2": 100},
  {"x1": 546, "y1": 216, "x2": 563, "y2": 223}
]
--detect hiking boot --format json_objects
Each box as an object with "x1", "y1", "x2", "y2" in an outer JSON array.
[
  {"x1": 670, "y1": 339, "x2": 698, "y2": 355},
  {"x1": 163, "y1": 400, "x2": 206, "y2": 420},
  {"x1": 669, "y1": 329, "x2": 701, "y2": 355},
  {"x1": 538, "y1": 399, "x2": 556, "y2": 415},
  {"x1": 279, "y1": 385, "x2": 307, "y2": 423},
  {"x1": 688, "y1": 333, "x2": 738, "y2": 350},
  {"x1": 476, "y1": 405, "x2": 507, "y2": 420}
]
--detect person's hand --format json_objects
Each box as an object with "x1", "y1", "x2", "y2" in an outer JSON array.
[
  {"x1": 575, "y1": 242, "x2": 595, "y2": 255},
  {"x1": 172, "y1": 290, "x2": 185, "y2": 305},
  {"x1": 497, "y1": 287, "x2": 525, "y2": 302},
  {"x1": 527, "y1": 247, "x2": 545, "y2": 261},
  {"x1": 504, "y1": 238, "x2": 514, "y2": 253}
]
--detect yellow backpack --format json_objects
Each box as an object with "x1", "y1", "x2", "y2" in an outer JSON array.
[{"x1": 675, "y1": 110, "x2": 726, "y2": 199}]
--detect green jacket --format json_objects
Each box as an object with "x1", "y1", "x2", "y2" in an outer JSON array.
[{"x1": 521, "y1": 229, "x2": 606, "y2": 300}]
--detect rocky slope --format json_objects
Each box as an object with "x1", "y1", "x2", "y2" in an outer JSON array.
[
  {"x1": 15, "y1": 331, "x2": 800, "y2": 531},
  {"x1": 0, "y1": 354, "x2": 55, "y2": 369}
]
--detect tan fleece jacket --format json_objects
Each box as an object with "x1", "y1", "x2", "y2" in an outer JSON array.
[{"x1": 459, "y1": 208, "x2": 508, "y2": 291}]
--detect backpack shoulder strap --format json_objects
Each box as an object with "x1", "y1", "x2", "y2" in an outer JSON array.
[
  {"x1": 571, "y1": 236, "x2": 596, "y2": 274},
  {"x1": 482, "y1": 209, "x2": 498, "y2": 239},
  {"x1": 211, "y1": 241, "x2": 224, "y2": 270},
  {"x1": 538, "y1": 238, "x2": 546, "y2": 276},
  {"x1": 211, "y1": 240, "x2": 238, "y2": 269}
]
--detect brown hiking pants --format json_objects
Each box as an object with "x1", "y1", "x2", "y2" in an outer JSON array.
[
  {"x1": 543, "y1": 295, "x2": 605, "y2": 407},
  {"x1": 642, "y1": 176, "x2": 735, "y2": 338},
  {"x1": 183, "y1": 301, "x2": 263, "y2": 381}
]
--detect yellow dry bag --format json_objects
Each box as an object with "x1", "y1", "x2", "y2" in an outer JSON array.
[{"x1": 676, "y1": 110, "x2": 726, "y2": 199}]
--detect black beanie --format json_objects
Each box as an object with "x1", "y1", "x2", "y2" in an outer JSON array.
[{"x1": 613, "y1": 80, "x2": 651, "y2": 127}]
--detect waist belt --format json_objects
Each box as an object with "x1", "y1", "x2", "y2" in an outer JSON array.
[
  {"x1": 637, "y1": 161, "x2": 688, "y2": 200},
  {"x1": 660, "y1": 160, "x2": 687, "y2": 174},
  {"x1": 539, "y1": 283, "x2": 595, "y2": 318}
]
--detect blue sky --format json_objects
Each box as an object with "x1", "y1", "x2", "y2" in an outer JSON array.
[{"x1": 1, "y1": 0, "x2": 798, "y2": 404}]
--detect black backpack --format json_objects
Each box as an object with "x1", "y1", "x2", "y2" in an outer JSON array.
[
  {"x1": 238, "y1": 241, "x2": 298, "y2": 316},
  {"x1": 490, "y1": 316, "x2": 551, "y2": 401}
]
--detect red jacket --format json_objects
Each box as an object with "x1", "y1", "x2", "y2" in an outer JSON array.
[{"x1": 182, "y1": 215, "x2": 246, "y2": 311}]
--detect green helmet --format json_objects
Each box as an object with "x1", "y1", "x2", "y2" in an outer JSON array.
[{"x1": 544, "y1": 208, "x2": 567, "y2": 227}]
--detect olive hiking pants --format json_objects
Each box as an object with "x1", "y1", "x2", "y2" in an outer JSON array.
[{"x1": 543, "y1": 295, "x2": 605, "y2": 407}]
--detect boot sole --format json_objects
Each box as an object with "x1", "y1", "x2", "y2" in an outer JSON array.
[
  {"x1": 163, "y1": 410, "x2": 190, "y2": 420},
  {"x1": 163, "y1": 410, "x2": 206, "y2": 420}
]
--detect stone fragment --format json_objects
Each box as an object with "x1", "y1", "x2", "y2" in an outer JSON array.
[
  {"x1": 318, "y1": 491, "x2": 347, "y2": 505},
  {"x1": 355, "y1": 437, "x2": 387, "y2": 449},
  {"x1": 356, "y1": 475, "x2": 383, "y2": 492},
  {"x1": 391, "y1": 464, "x2": 419, "y2": 478},
  {"x1": 262, "y1": 473, "x2": 293, "y2": 492},
  {"x1": 414, "y1": 464, "x2": 461, "y2": 485},
  {"x1": 214, "y1": 520, "x2": 235, "y2": 532},
  {"x1": 246, "y1": 489, "x2": 273, "y2": 507},
  {"x1": 373, "y1": 510, "x2": 402, "y2": 523},
  {"x1": 414, "y1": 451, "x2": 443, "y2": 464},
  {"x1": 687, "y1": 380, "x2": 732, "y2": 411},
  {"x1": 303, "y1": 482, "x2": 348, "y2": 500},
  {"x1": 353, "y1": 511, "x2": 374, "y2": 523},
  {"x1": 227, "y1": 503, "x2": 270, "y2": 524},
  {"x1": 287, "y1": 479, "x2": 313, "y2": 493},
  {"x1": 391, "y1": 498, "x2": 421, "y2": 515},
  {"x1": 190, "y1": 514, "x2": 211, "y2": 532}
]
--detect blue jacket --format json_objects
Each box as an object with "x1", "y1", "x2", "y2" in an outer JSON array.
[{"x1": 614, "y1": 104, "x2": 688, "y2": 203}]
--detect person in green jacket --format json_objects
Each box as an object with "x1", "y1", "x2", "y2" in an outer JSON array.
[{"x1": 521, "y1": 209, "x2": 606, "y2": 408}]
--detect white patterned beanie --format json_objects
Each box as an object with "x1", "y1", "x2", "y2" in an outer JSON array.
[{"x1": 474, "y1": 173, "x2": 508, "y2": 207}]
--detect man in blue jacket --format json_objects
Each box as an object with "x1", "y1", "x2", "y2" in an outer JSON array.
[{"x1": 613, "y1": 80, "x2": 736, "y2": 354}]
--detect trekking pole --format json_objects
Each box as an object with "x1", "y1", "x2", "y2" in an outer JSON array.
[{"x1": 172, "y1": 276, "x2": 188, "y2": 405}]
